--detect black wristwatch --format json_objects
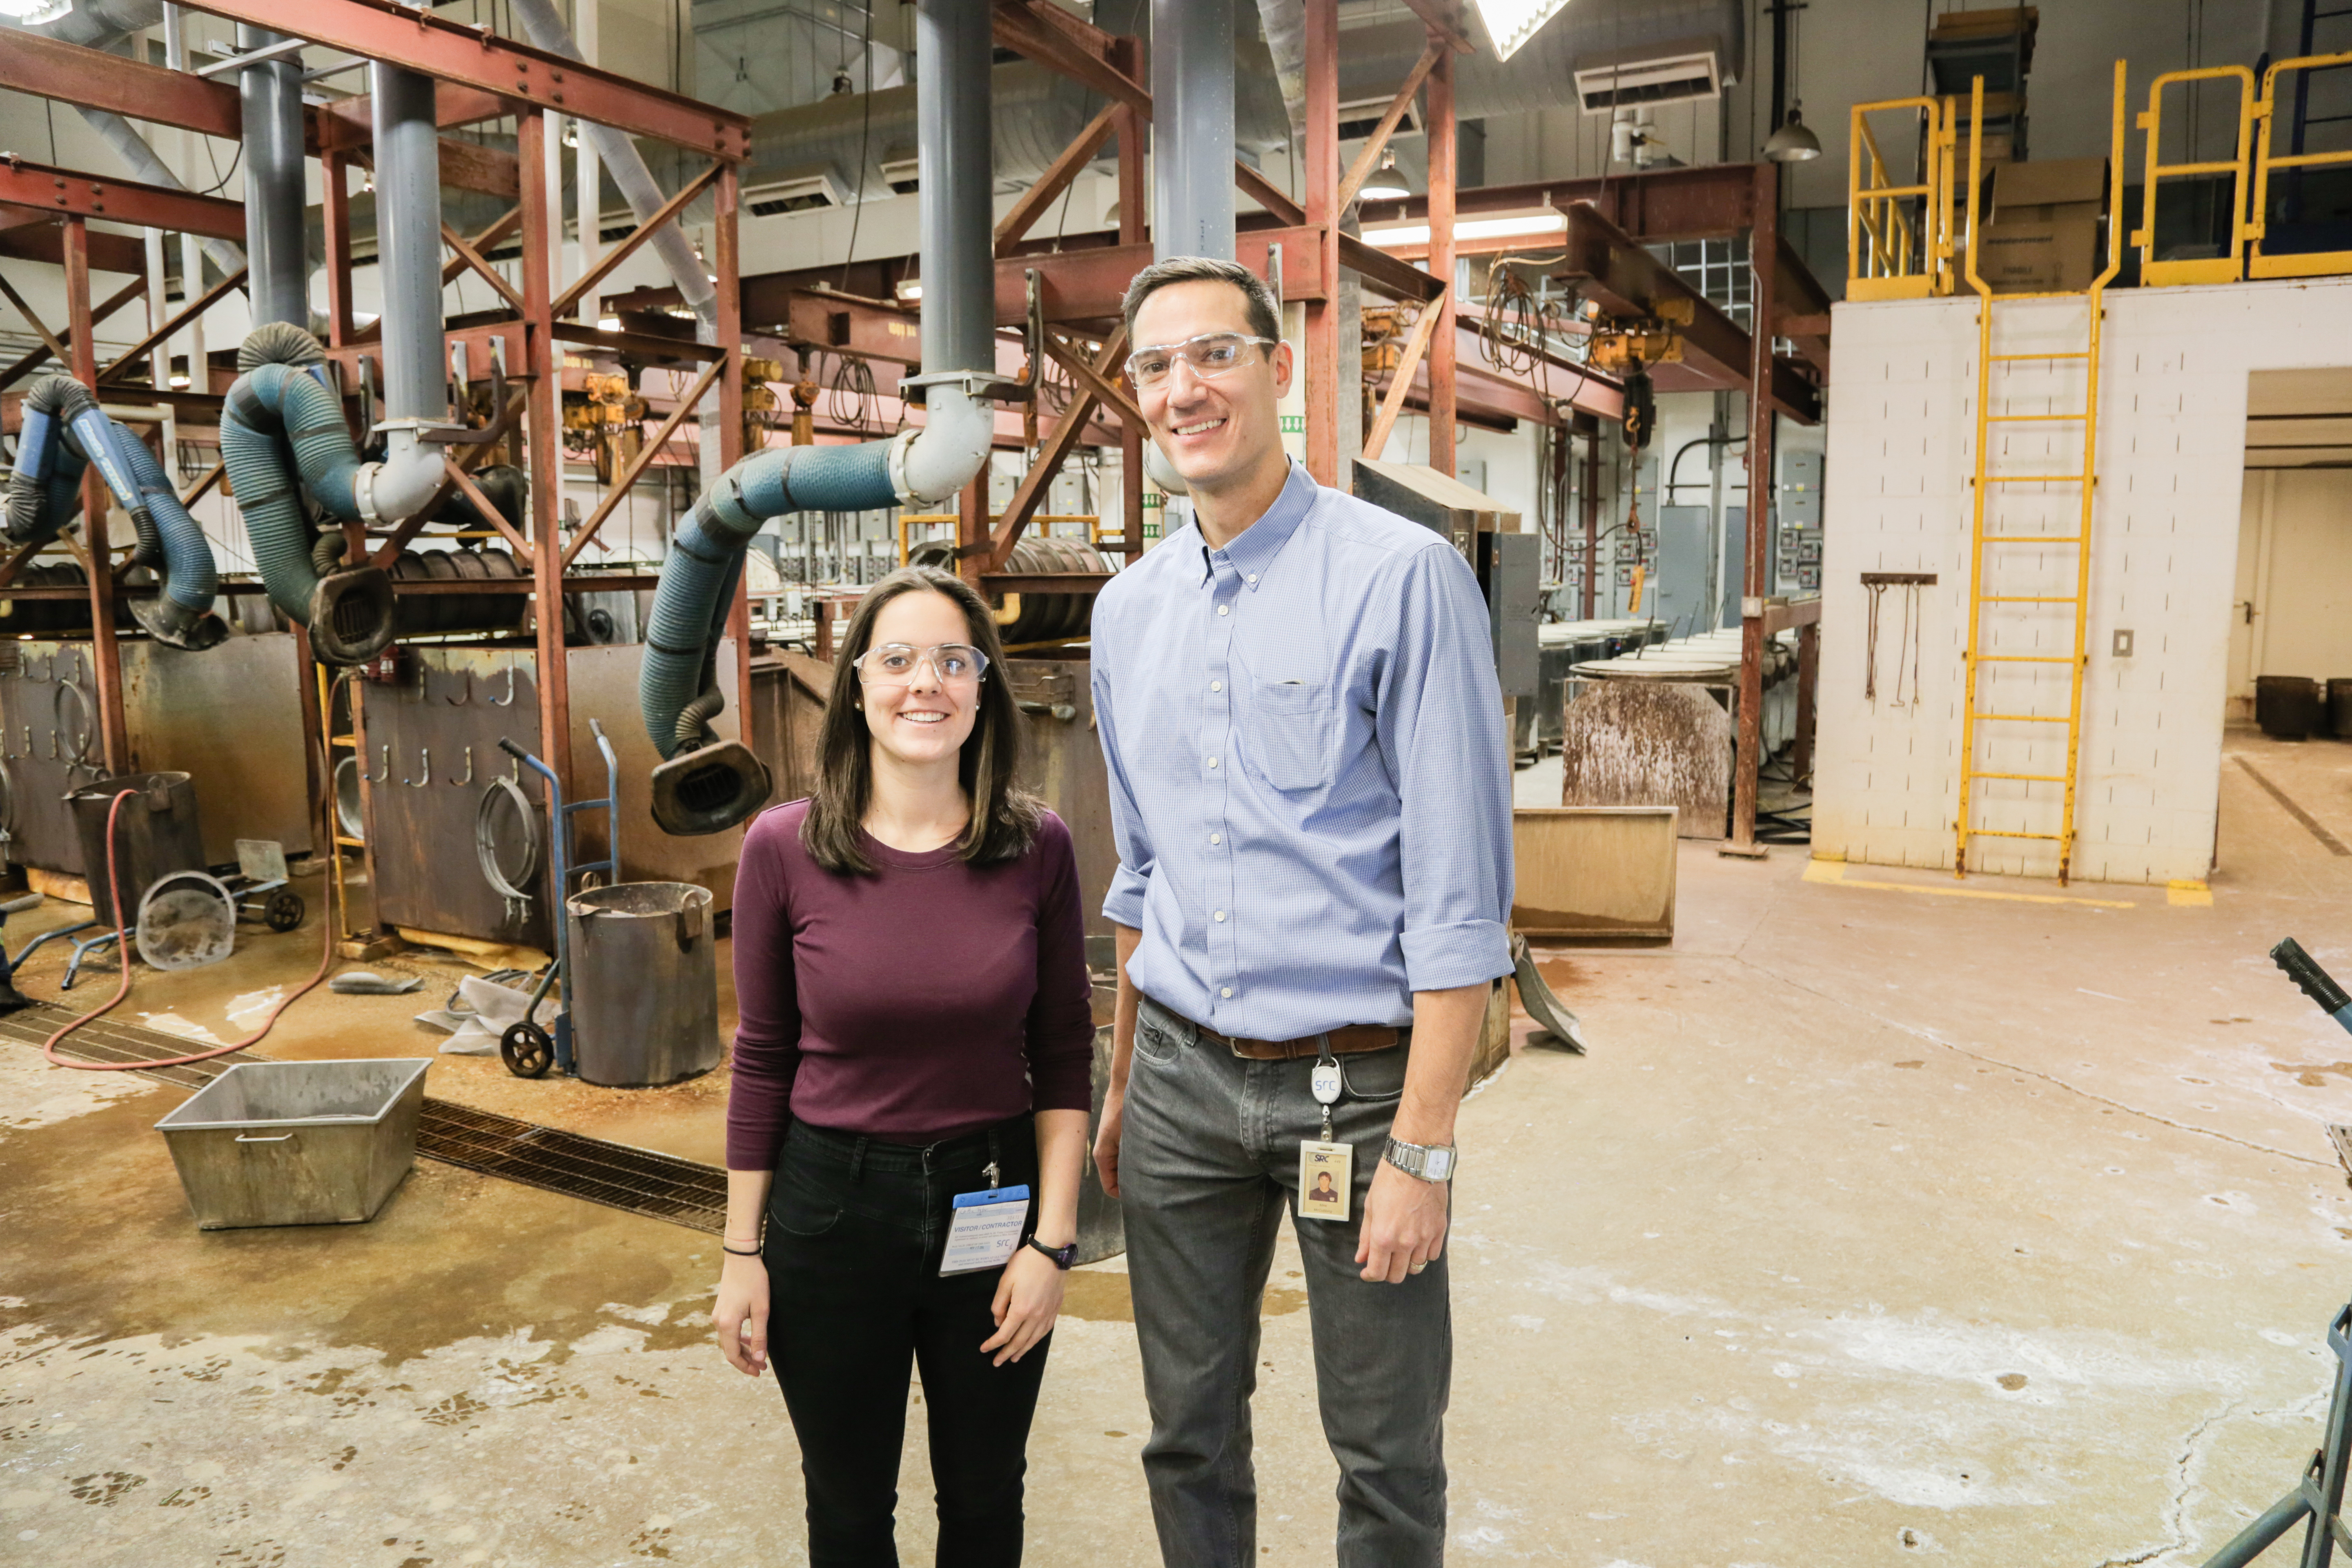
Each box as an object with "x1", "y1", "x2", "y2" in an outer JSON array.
[{"x1": 1025, "y1": 1236, "x2": 1077, "y2": 1270}]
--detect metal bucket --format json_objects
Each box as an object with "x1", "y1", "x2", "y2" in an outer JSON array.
[
  {"x1": 152, "y1": 1058, "x2": 429, "y2": 1229},
  {"x1": 564, "y1": 881, "x2": 721, "y2": 1087},
  {"x1": 67, "y1": 771, "x2": 207, "y2": 927}
]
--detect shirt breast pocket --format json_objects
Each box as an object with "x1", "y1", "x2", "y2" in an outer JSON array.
[{"x1": 1248, "y1": 679, "x2": 1336, "y2": 791}]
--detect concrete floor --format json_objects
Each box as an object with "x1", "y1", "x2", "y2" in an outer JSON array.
[{"x1": 9, "y1": 728, "x2": 2352, "y2": 1565}]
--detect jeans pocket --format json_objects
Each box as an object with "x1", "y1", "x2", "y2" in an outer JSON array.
[
  {"x1": 1132, "y1": 1010, "x2": 1184, "y2": 1068},
  {"x1": 768, "y1": 1165, "x2": 843, "y2": 1238}
]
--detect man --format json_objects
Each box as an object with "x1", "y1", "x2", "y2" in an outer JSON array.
[{"x1": 1089, "y1": 254, "x2": 1514, "y2": 1568}]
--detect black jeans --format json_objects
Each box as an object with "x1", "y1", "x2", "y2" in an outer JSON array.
[{"x1": 764, "y1": 1115, "x2": 1051, "y2": 1568}]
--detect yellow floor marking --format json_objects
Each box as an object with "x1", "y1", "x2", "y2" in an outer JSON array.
[
  {"x1": 2167, "y1": 880, "x2": 2214, "y2": 906},
  {"x1": 1801, "y1": 857, "x2": 2138, "y2": 909}
]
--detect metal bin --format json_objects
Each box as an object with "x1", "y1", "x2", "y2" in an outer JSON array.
[
  {"x1": 564, "y1": 881, "x2": 721, "y2": 1087},
  {"x1": 153, "y1": 1058, "x2": 430, "y2": 1229},
  {"x1": 68, "y1": 771, "x2": 206, "y2": 927}
]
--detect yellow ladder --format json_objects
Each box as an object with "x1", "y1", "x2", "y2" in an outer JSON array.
[{"x1": 1953, "y1": 67, "x2": 2124, "y2": 883}]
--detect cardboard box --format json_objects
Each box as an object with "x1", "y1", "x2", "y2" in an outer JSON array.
[{"x1": 1980, "y1": 156, "x2": 2106, "y2": 292}]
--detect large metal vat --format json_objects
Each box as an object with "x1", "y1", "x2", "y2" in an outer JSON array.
[
  {"x1": 564, "y1": 880, "x2": 721, "y2": 1087},
  {"x1": 67, "y1": 770, "x2": 207, "y2": 927}
]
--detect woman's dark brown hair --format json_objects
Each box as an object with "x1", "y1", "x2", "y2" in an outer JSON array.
[{"x1": 799, "y1": 564, "x2": 1042, "y2": 874}]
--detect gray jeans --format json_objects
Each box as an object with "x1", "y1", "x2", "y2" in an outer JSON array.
[{"x1": 1122, "y1": 994, "x2": 1450, "y2": 1568}]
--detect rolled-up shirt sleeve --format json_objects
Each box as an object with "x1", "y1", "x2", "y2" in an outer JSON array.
[
  {"x1": 1377, "y1": 543, "x2": 1515, "y2": 993},
  {"x1": 724, "y1": 814, "x2": 804, "y2": 1172},
  {"x1": 1025, "y1": 813, "x2": 1099, "y2": 1113},
  {"x1": 1091, "y1": 649, "x2": 1155, "y2": 931}
]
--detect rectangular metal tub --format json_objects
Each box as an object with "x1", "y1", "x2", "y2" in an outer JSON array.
[{"x1": 153, "y1": 1058, "x2": 430, "y2": 1229}]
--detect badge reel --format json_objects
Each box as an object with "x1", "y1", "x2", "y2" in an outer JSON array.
[
  {"x1": 1298, "y1": 1044, "x2": 1353, "y2": 1223},
  {"x1": 940, "y1": 1158, "x2": 1033, "y2": 1276}
]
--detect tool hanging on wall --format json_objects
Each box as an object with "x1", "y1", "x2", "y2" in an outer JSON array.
[{"x1": 1861, "y1": 572, "x2": 1937, "y2": 707}]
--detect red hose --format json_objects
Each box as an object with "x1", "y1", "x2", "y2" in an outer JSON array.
[{"x1": 42, "y1": 782, "x2": 340, "y2": 1071}]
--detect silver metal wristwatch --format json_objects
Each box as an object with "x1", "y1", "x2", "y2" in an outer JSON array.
[{"x1": 1383, "y1": 1136, "x2": 1457, "y2": 1183}]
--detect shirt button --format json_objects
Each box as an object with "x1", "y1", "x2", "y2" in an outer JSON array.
[
  {"x1": 1209, "y1": 833, "x2": 1222, "y2": 845},
  {"x1": 1214, "y1": 910, "x2": 1226, "y2": 922},
  {"x1": 1247, "y1": 573, "x2": 1258, "y2": 584},
  {"x1": 1217, "y1": 604, "x2": 1230, "y2": 616},
  {"x1": 1207, "y1": 757, "x2": 1218, "y2": 768},
  {"x1": 1211, "y1": 681, "x2": 1223, "y2": 693},
  {"x1": 1221, "y1": 987, "x2": 1234, "y2": 998}
]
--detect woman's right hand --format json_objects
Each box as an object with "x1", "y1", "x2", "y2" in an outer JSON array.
[{"x1": 713, "y1": 1252, "x2": 771, "y2": 1376}]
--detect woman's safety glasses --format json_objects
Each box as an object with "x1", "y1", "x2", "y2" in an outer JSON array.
[{"x1": 852, "y1": 642, "x2": 989, "y2": 691}]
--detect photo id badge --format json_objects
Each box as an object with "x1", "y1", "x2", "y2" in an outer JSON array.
[
  {"x1": 1296, "y1": 1141, "x2": 1352, "y2": 1223},
  {"x1": 940, "y1": 1184, "x2": 1031, "y2": 1275}
]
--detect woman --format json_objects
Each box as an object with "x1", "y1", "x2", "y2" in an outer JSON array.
[{"x1": 714, "y1": 565, "x2": 1096, "y2": 1567}]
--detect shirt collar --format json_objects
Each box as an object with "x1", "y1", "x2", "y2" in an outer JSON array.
[{"x1": 1196, "y1": 460, "x2": 1317, "y2": 590}]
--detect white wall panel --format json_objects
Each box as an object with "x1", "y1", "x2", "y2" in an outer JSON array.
[{"x1": 1817, "y1": 276, "x2": 2352, "y2": 886}]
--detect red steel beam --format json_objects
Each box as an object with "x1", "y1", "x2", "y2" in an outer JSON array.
[
  {"x1": 62, "y1": 218, "x2": 129, "y2": 776},
  {"x1": 992, "y1": 231, "x2": 1330, "y2": 325},
  {"x1": 0, "y1": 28, "x2": 240, "y2": 138},
  {"x1": 1112, "y1": 33, "x2": 1146, "y2": 564},
  {"x1": 1302, "y1": 0, "x2": 1341, "y2": 485},
  {"x1": 1358, "y1": 164, "x2": 1764, "y2": 243},
  {"x1": 0, "y1": 221, "x2": 146, "y2": 275},
  {"x1": 516, "y1": 106, "x2": 574, "y2": 797},
  {"x1": 1425, "y1": 36, "x2": 1457, "y2": 478},
  {"x1": 174, "y1": 0, "x2": 751, "y2": 159},
  {"x1": 0, "y1": 157, "x2": 243, "y2": 242},
  {"x1": 1727, "y1": 161, "x2": 1778, "y2": 859}
]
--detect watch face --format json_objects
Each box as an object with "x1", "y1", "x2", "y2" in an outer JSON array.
[{"x1": 1426, "y1": 1147, "x2": 1455, "y2": 1181}]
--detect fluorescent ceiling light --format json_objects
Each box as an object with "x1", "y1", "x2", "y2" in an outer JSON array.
[
  {"x1": 895, "y1": 279, "x2": 923, "y2": 302},
  {"x1": 598, "y1": 313, "x2": 622, "y2": 332},
  {"x1": 1364, "y1": 211, "x2": 1568, "y2": 247},
  {"x1": 1472, "y1": 0, "x2": 1572, "y2": 64},
  {"x1": 0, "y1": 0, "x2": 74, "y2": 21}
]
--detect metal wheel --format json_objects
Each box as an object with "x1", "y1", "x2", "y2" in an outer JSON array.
[
  {"x1": 500, "y1": 1019, "x2": 554, "y2": 1078},
  {"x1": 263, "y1": 888, "x2": 305, "y2": 933}
]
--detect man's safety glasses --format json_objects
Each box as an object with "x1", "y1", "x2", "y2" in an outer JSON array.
[{"x1": 1125, "y1": 332, "x2": 1278, "y2": 390}]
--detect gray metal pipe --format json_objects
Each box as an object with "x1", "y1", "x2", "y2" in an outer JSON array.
[
  {"x1": 1154, "y1": 0, "x2": 1236, "y2": 261},
  {"x1": 915, "y1": 0, "x2": 994, "y2": 375},
  {"x1": 236, "y1": 24, "x2": 308, "y2": 328},
  {"x1": 73, "y1": 108, "x2": 246, "y2": 280},
  {"x1": 369, "y1": 62, "x2": 446, "y2": 424}
]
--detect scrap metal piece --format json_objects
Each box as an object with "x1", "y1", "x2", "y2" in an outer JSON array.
[{"x1": 1512, "y1": 933, "x2": 1586, "y2": 1054}]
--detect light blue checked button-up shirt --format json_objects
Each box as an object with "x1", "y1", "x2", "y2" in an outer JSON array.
[{"x1": 1089, "y1": 459, "x2": 1515, "y2": 1041}]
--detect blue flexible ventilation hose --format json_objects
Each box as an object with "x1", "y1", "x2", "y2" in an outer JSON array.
[
  {"x1": 4, "y1": 375, "x2": 225, "y2": 650},
  {"x1": 639, "y1": 440, "x2": 897, "y2": 835},
  {"x1": 218, "y1": 324, "x2": 395, "y2": 664}
]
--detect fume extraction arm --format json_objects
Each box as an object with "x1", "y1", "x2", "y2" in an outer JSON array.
[
  {"x1": 3, "y1": 375, "x2": 227, "y2": 652},
  {"x1": 639, "y1": 0, "x2": 999, "y2": 837},
  {"x1": 216, "y1": 61, "x2": 458, "y2": 667}
]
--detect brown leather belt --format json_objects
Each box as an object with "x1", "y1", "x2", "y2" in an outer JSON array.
[{"x1": 1197, "y1": 1021, "x2": 1405, "y2": 1062}]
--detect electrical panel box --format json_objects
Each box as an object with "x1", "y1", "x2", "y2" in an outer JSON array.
[
  {"x1": 1652, "y1": 506, "x2": 1712, "y2": 637},
  {"x1": 1481, "y1": 530, "x2": 1539, "y2": 698},
  {"x1": 1456, "y1": 457, "x2": 1486, "y2": 493},
  {"x1": 1780, "y1": 448, "x2": 1823, "y2": 527}
]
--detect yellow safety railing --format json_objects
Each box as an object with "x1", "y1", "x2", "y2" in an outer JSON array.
[
  {"x1": 898, "y1": 512, "x2": 958, "y2": 566},
  {"x1": 1847, "y1": 95, "x2": 1958, "y2": 301},
  {"x1": 2250, "y1": 51, "x2": 2352, "y2": 280},
  {"x1": 2132, "y1": 66, "x2": 2256, "y2": 287}
]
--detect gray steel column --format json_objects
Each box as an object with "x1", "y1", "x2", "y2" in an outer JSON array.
[
  {"x1": 915, "y1": 0, "x2": 995, "y2": 374},
  {"x1": 370, "y1": 62, "x2": 448, "y2": 420},
  {"x1": 236, "y1": 24, "x2": 307, "y2": 327},
  {"x1": 1153, "y1": 0, "x2": 1235, "y2": 261}
]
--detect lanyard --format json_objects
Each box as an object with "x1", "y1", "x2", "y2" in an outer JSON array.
[{"x1": 1311, "y1": 1038, "x2": 1343, "y2": 1141}]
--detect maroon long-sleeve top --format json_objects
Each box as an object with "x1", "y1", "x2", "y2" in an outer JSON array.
[{"x1": 725, "y1": 798, "x2": 1098, "y2": 1170}]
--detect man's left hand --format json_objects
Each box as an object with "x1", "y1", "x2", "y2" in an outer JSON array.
[{"x1": 1356, "y1": 1156, "x2": 1448, "y2": 1283}]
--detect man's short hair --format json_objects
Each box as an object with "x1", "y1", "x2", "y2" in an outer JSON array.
[{"x1": 1121, "y1": 255, "x2": 1282, "y2": 350}]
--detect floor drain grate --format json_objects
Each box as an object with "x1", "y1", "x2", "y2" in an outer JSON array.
[{"x1": 1, "y1": 1007, "x2": 727, "y2": 1234}]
